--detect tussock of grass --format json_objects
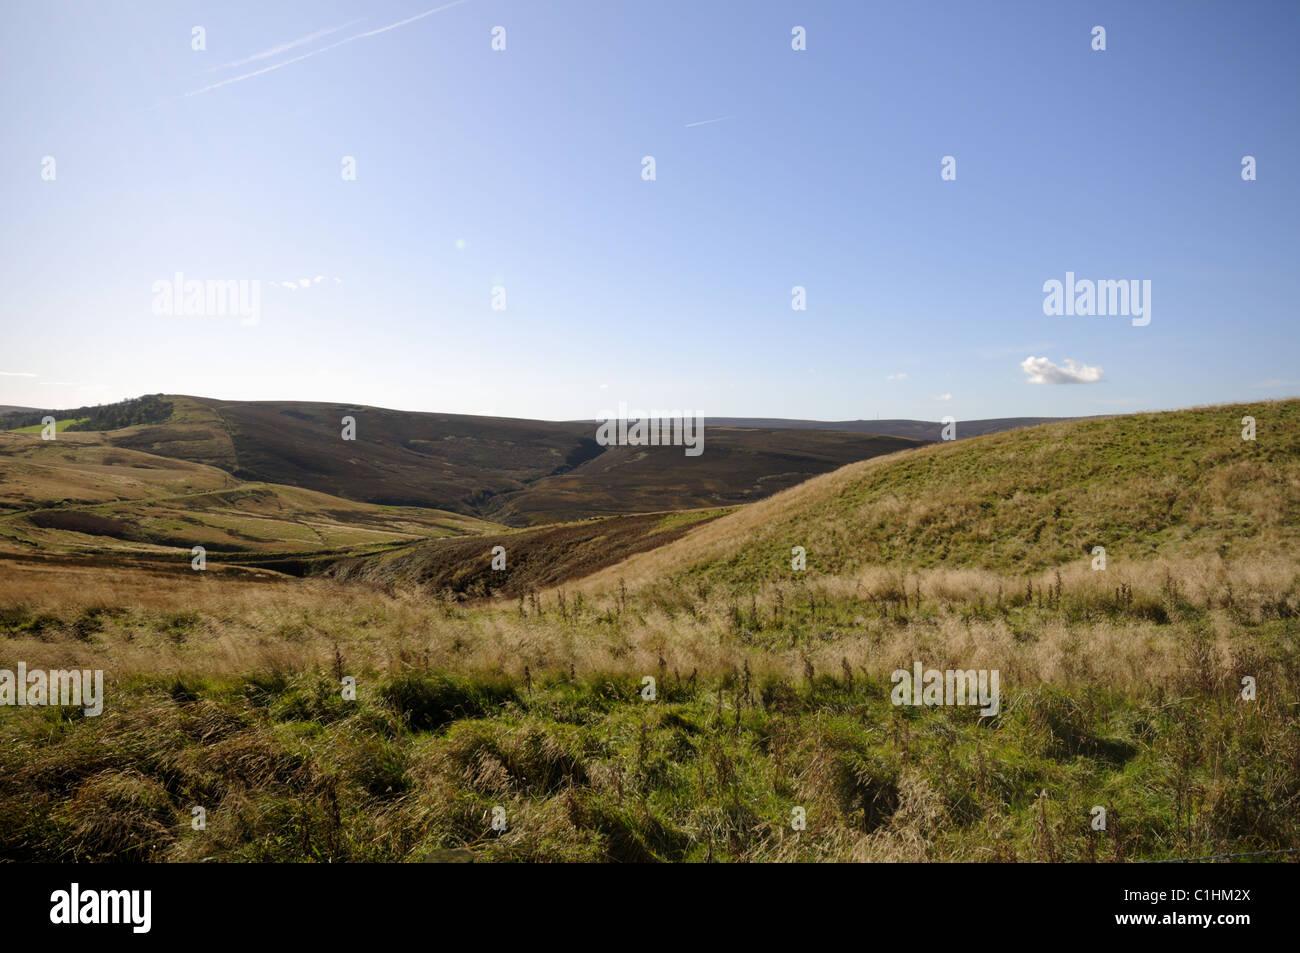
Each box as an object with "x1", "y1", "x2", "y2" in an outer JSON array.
[{"x1": 1, "y1": 646, "x2": 1296, "y2": 862}]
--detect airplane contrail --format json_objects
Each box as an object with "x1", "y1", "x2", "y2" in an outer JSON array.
[
  {"x1": 181, "y1": 1, "x2": 470, "y2": 99},
  {"x1": 198, "y1": 20, "x2": 365, "y2": 74}
]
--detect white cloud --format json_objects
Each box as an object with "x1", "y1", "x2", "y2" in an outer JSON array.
[
  {"x1": 931, "y1": 392, "x2": 952, "y2": 401},
  {"x1": 886, "y1": 372, "x2": 909, "y2": 381},
  {"x1": 684, "y1": 116, "x2": 732, "y2": 128},
  {"x1": 0, "y1": 371, "x2": 36, "y2": 377},
  {"x1": 1021, "y1": 356, "x2": 1104, "y2": 385}
]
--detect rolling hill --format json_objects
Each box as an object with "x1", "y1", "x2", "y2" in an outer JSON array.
[
  {"x1": 5, "y1": 396, "x2": 931, "y2": 524},
  {"x1": 701, "y1": 415, "x2": 1092, "y2": 441},
  {"x1": 327, "y1": 508, "x2": 729, "y2": 597},
  {"x1": 572, "y1": 399, "x2": 1300, "y2": 592},
  {"x1": 482, "y1": 428, "x2": 921, "y2": 524},
  {"x1": 9, "y1": 396, "x2": 1294, "y2": 594},
  {"x1": 4, "y1": 396, "x2": 1105, "y2": 528},
  {"x1": 4, "y1": 399, "x2": 1298, "y2": 866},
  {"x1": 0, "y1": 426, "x2": 500, "y2": 564}
]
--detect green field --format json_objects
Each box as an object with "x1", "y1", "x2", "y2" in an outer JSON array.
[{"x1": 9, "y1": 417, "x2": 88, "y2": 434}]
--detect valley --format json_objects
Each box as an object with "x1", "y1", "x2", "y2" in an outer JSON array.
[{"x1": 0, "y1": 396, "x2": 1295, "y2": 862}]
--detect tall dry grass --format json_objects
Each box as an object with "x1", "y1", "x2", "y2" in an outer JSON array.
[{"x1": 2, "y1": 552, "x2": 1294, "y2": 702}]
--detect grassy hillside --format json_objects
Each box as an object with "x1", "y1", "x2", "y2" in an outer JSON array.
[
  {"x1": 579, "y1": 400, "x2": 1300, "y2": 593},
  {"x1": 1, "y1": 544, "x2": 1296, "y2": 862},
  {"x1": 9, "y1": 417, "x2": 89, "y2": 434},
  {"x1": 703, "y1": 415, "x2": 1090, "y2": 441},
  {"x1": 487, "y1": 429, "x2": 922, "y2": 524},
  {"x1": 96, "y1": 396, "x2": 242, "y2": 472},
  {"x1": 2, "y1": 400, "x2": 1296, "y2": 862},
  {"x1": 0, "y1": 429, "x2": 237, "y2": 513},
  {"x1": 189, "y1": 398, "x2": 927, "y2": 524},
  {"x1": 4, "y1": 483, "x2": 497, "y2": 556},
  {"x1": 3, "y1": 665, "x2": 1294, "y2": 863},
  {"x1": 10, "y1": 395, "x2": 927, "y2": 524},
  {"x1": 0, "y1": 426, "x2": 499, "y2": 559},
  {"x1": 328, "y1": 508, "x2": 729, "y2": 598},
  {"x1": 184, "y1": 397, "x2": 602, "y2": 515},
  {"x1": 0, "y1": 394, "x2": 172, "y2": 432}
]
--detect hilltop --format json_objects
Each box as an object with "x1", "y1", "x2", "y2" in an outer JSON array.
[
  {"x1": 3, "y1": 395, "x2": 928, "y2": 525},
  {"x1": 575, "y1": 400, "x2": 1300, "y2": 592},
  {"x1": 700, "y1": 415, "x2": 1090, "y2": 441},
  {"x1": 0, "y1": 426, "x2": 497, "y2": 569}
]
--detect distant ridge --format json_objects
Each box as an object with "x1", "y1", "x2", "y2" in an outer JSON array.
[
  {"x1": 698, "y1": 416, "x2": 1096, "y2": 441},
  {"x1": 4, "y1": 395, "x2": 925, "y2": 525},
  {"x1": 566, "y1": 416, "x2": 1095, "y2": 441}
]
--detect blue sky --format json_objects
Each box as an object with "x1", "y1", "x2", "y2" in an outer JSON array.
[{"x1": 1, "y1": 0, "x2": 1297, "y2": 422}]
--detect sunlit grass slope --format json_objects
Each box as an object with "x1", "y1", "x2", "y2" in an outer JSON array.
[{"x1": 580, "y1": 400, "x2": 1300, "y2": 593}]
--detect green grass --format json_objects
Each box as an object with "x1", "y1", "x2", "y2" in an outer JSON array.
[
  {"x1": 3, "y1": 400, "x2": 1297, "y2": 863},
  {"x1": 9, "y1": 417, "x2": 87, "y2": 434},
  {"x1": 648, "y1": 400, "x2": 1300, "y2": 591},
  {"x1": 328, "y1": 509, "x2": 731, "y2": 597},
  {"x1": 2, "y1": 666, "x2": 1294, "y2": 862}
]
